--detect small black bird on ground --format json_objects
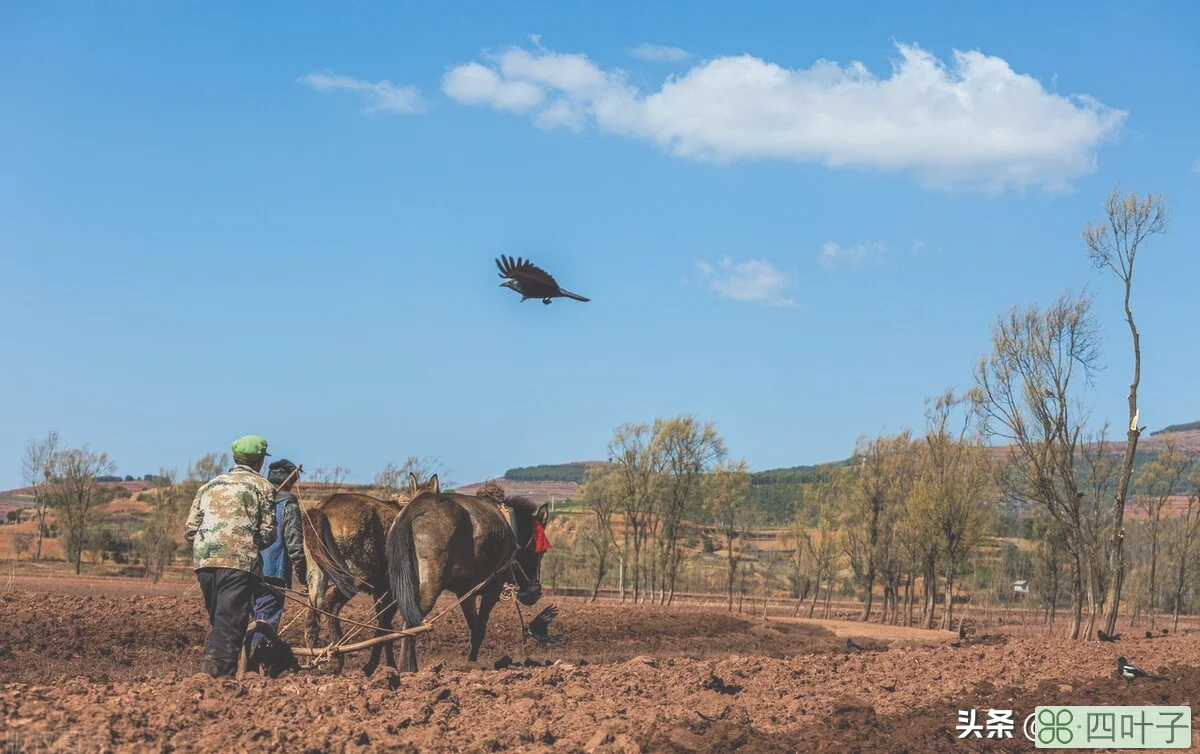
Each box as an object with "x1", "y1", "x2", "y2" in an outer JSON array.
[
  {"x1": 847, "y1": 638, "x2": 865, "y2": 651},
  {"x1": 959, "y1": 625, "x2": 967, "y2": 641},
  {"x1": 1116, "y1": 656, "x2": 1164, "y2": 684},
  {"x1": 1097, "y1": 630, "x2": 1120, "y2": 642},
  {"x1": 525, "y1": 604, "x2": 564, "y2": 646},
  {"x1": 1145, "y1": 631, "x2": 1154, "y2": 639},
  {"x1": 496, "y1": 255, "x2": 590, "y2": 305},
  {"x1": 1162, "y1": 627, "x2": 1169, "y2": 635}
]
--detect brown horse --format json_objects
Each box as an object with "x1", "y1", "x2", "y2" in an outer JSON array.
[
  {"x1": 386, "y1": 475, "x2": 550, "y2": 672},
  {"x1": 300, "y1": 481, "x2": 428, "y2": 676}
]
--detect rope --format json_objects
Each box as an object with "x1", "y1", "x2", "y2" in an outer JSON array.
[
  {"x1": 423, "y1": 558, "x2": 517, "y2": 627},
  {"x1": 269, "y1": 548, "x2": 524, "y2": 666}
]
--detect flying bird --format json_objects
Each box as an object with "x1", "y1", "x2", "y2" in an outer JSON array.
[
  {"x1": 496, "y1": 255, "x2": 590, "y2": 305},
  {"x1": 1116, "y1": 656, "x2": 1164, "y2": 684},
  {"x1": 524, "y1": 604, "x2": 564, "y2": 646}
]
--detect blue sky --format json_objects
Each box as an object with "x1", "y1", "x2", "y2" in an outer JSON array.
[{"x1": 2, "y1": 1, "x2": 1198, "y2": 489}]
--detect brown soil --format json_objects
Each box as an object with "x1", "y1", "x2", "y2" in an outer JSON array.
[{"x1": 2, "y1": 578, "x2": 1199, "y2": 753}]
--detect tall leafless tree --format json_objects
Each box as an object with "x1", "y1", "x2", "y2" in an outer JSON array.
[
  {"x1": 973, "y1": 290, "x2": 1102, "y2": 640},
  {"x1": 45, "y1": 445, "x2": 117, "y2": 575},
  {"x1": 1082, "y1": 185, "x2": 1169, "y2": 635},
  {"x1": 21, "y1": 431, "x2": 59, "y2": 562}
]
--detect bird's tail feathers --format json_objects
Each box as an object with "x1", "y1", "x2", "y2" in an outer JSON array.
[{"x1": 559, "y1": 289, "x2": 590, "y2": 302}]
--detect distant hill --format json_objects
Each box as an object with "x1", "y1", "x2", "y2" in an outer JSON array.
[
  {"x1": 1150, "y1": 421, "x2": 1200, "y2": 436},
  {"x1": 0, "y1": 480, "x2": 151, "y2": 517},
  {"x1": 503, "y1": 462, "x2": 611, "y2": 484}
]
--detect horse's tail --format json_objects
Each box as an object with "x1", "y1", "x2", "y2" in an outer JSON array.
[
  {"x1": 386, "y1": 510, "x2": 425, "y2": 629},
  {"x1": 300, "y1": 507, "x2": 359, "y2": 600}
]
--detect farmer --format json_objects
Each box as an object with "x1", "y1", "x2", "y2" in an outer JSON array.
[
  {"x1": 249, "y1": 458, "x2": 307, "y2": 656},
  {"x1": 183, "y1": 434, "x2": 278, "y2": 677}
]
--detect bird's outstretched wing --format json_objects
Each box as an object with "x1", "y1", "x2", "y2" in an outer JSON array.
[
  {"x1": 496, "y1": 255, "x2": 561, "y2": 288},
  {"x1": 526, "y1": 604, "x2": 563, "y2": 645},
  {"x1": 529, "y1": 604, "x2": 558, "y2": 634}
]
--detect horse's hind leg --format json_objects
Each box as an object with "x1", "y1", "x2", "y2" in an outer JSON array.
[
  {"x1": 469, "y1": 582, "x2": 505, "y2": 663},
  {"x1": 400, "y1": 634, "x2": 417, "y2": 673},
  {"x1": 304, "y1": 566, "x2": 327, "y2": 652},
  {"x1": 458, "y1": 596, "x2": 479, "y2": 661},
  {"x1": 380, "y1": 600, "x2": 399, "y2": 672},
  {"x1": 362, "y1": 593, "x2": 397, "y2": 677},
  {"x1": 324, "y1": 587, "x2": 350, "y2": 674}
]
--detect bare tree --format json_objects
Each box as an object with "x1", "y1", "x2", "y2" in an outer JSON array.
[
  {"x1": 1032, "y1": 515, "x2": 1067, "y2": 631},
  {"x1": 579, "y1": 466, "x2": 620, "y2": 601},
  {"x1": 45, "y1": 446, "x2": 117, "y2": 575},
  {"x1": 310, "y1": 465, "x2": 351, "y2": 494},
  {"x1": 142, "y1": 468, "x2": 184, "y2": 582},
  {"x1": 898, "y1": 468, "x2": 941, "y2": 629},
  {"x1": 778, "y1": 519, "x2": 810, "y2": 616},
  {"x1": 187, "y1": 452, "x2": 230, "y2": 483},
  {"x1": 1166, "y1": 467, "x2": 1200, "y2": 633},
  {"x1": 804, "y1": 481, "x2": 842, "y2": 619},
  {"x1": 841, "y1": 432, "x2": 914, "y2": 622},
  {"x1": 21, "y1": 431, "x2": 59, "y2": 562},
  {"x1": 1082, "y1": 185, "x2": 1169, "y2": 635},
  {"x1": 707, "y1": 459, "x2": 752, "y2": 612},
  {"x1": 1136, "y1": 441, "x2": 1191, "y2": 630},
  {"x1": 972, "y1": 290, "x2": 1101, "y2": 640},
  {"x1": 375, "y1": 456, "x2": 451, "y2": 498},
  {"x1": 921, "y1": 389, "x2": 996, "y2": 630},
  {"x1": 1078, "y1": 428, "x2": 1118, "y2": 637},
  {"x1": 13, "y1": 534, "x2": 32, "y2": 561}
]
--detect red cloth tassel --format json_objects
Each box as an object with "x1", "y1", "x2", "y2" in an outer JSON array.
[{"x1": 532, "y1": 520, "x2": 552, "y2": 553}]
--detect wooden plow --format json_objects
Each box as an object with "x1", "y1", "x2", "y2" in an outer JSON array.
[{"x1": 236, "y1": 618, "x2": 433, "y2": 678}]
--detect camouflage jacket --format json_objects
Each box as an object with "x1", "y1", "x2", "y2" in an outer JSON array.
[{"x1": 183, "y1": 465, "x2": 278, "y2": 573}]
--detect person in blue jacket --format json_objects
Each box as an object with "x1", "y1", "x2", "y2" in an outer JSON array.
[{"x1": 249, "y1": 458, "x2": 307, "y2": 657}]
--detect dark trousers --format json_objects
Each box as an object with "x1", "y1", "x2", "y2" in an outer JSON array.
[
  {"x1": 195, "y1": 567, "x2": 257, "y2": 677},
  {"x1": 250, "y1": 578, "x2": 286, "y2": 651}
]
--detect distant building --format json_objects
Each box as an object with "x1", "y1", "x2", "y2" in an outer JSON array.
[{"x1": 1013, "y1": 580, "x2": 1029, "y2": 596}]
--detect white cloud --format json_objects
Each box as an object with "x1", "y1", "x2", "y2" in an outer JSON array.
[
  {"x1": 819, "y1": 241, "x2": 887, "y2": 269},
  {"x1": 442, "y1": 40, "x2": 1126, "y2": 192},
  {"x1": 441, "y1": 62, "x2": 545, "y2": 112},
  {"x1": 300, "y1": 71, "x2": 425, "y2": 114},
  {"x1": 1192, "y1": 159, "x2": 1200, "y2": 175},
  {"x1": 630, "y1": 44, "x2": 691, "y2": 63},
  {"x1": 910, "y1": 239, "x2": 927, "y2": 254},
  {"x1": 696, "y1": 258, "x2": 797, "y2": 308}
]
